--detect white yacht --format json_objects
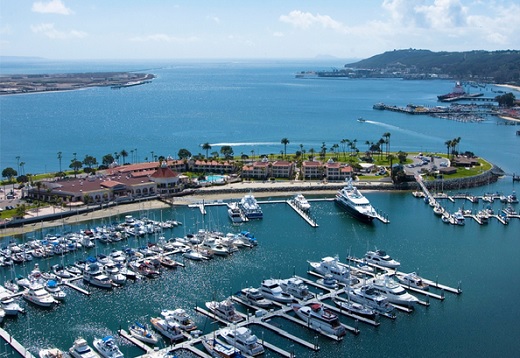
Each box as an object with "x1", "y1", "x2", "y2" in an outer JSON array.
[
  {"x1": 227, "y1": 202, "x2": 248, "y2": 223},
  {"x1": 129, "y1": 322, "x2": 158, "y2": 345},
  {"x1": 292, "y1": 303, "x2": 346, "y2": 338},
  {"x1": 83, "y1": 261, "x2": 113, "y2": 289},
  {"x1": 260, "y1": 279, "x2": 294, "y2": 303},
  {"x1": 241, "y1": 287, "x2": 272, "y2": 308},
  {"x1": 205, "y1": 299, "x2": 243, "y2": 323},
  {"x1": 293, "y1": 193, "x2": 311, "y2": 211},
  {"x1": 364, "y1": 250, "x2": 400, "y2": 269},
  {"x1": 103, "y1": 262, "x2": 127, "y2": 285},
  {"x1": 201, "y1": 336, "x2": 243, "y2": 358},
  {"x1": 371, "y1": 274, "x2": 419, "y2": 306},
  {"x1": 346, "y1": 285, "x2": 395, "y2": 314},
  {"x1": 316, "y1": 274, "x2": 339, "y2": 289},
  {"x1": 69, "y1": 337, "x2": 100, "y2": 358},
  {"x1": 335, "y1": 179, "x2": 377, "y2": 222},
  {"x1": 23, "y1": 283, "x2": 56, "y2": 308},
  {"x1": 279, "y1": 277, "x2": 314, "y2": 301},
  {"x1": 45, "y1": 280, "x2": 67, "y2": 301},
  {"x1": 220, "y1": 327, "x2": 265, "y2": 356},
  {"x1": 238, "y1": 193, "x2": 263, "y2": 219},
  {"x1": 161, "y1": 308, "x2": 197, "y2": 331},
  {"x1": 93, "y1": 336, "x2": 123, "y2": 358},
  {"x1": 332, "y1": 296, "x2": 376, "y2": 318},
  {"x1": 1, "y1": 297, "x2": 25, "y2": 316},
  {"x1": 39, "y1": 348, "x2": 65, "y2": 358},
  {"x1": 395, "y1": 272, "x2": 430, "y2": 291},
  {"x1": 150, "y1": 317, "x2": 184, "y2": 341},
  {"x1": 308, "y1": 256, "x2": 358, "y2": 284}
]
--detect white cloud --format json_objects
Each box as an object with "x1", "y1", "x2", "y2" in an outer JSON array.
[
  {"x1": 32, "y1": 0, "x2": 73, "y2": 15},
  {"x1": 272, "y1": 32, "x2": 284, "y2": 38},
  {"x1": 130, "y1": 34, "x2": 199, "y2": 43},
  {"x1": 31, "y1": 23, "x2": 86, "y2": 39},
  {"x1": 279, "y1": 10, "x2": 349, "y2": 34},
  {"x1": 207, "y1": 15, "x2": 220, "y2": 24}
]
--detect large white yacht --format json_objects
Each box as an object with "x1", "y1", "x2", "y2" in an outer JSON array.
[
  {"x1": 220, "y1": 327, "x2": 265, "y2": 356},
  {"x1": 69, "y1": 337, "x2": 100, "y2": 358},
  {"x1": 238, "y1": 193, "x2": 263, "y2": 219},
  {"x1": 346, "y1": 285, "x2": 395, "y2": 314},
  {"x1": 205, "y1": 299, "x2": 243, "y2": 323},
  {"x1": 335, "y1": 179, "x2": 377, "y2": 222},
  {"x1": 292, "y1": 303, "x2": 346, "y2": 337},
  {"x1": 92, "y1": 336, "x2": 123, "y2": 358},
  {"x1": 308, "y1": 256, "x2": 358, "y2": 285},
  {"x1": 364, "y1": 250, "x2": 400, "y2": 269},
  {"x1": 259, "y1": 279, "x2": 295, "y2": 303},
  {"x1": 371, "y1": 274, "x2": 419, "y2": 306}
]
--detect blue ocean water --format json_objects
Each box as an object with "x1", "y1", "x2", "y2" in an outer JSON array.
[{"x1": 0, "y1": 60, "x2": 519, "y2": 357}]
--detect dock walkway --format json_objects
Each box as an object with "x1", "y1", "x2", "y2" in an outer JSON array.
[
  {"x1": 0, "y1": 327, "x2": 36, "y2": 358},
  {"x1": 286, "y1": 199, "x2": 318, "y2": 227}
]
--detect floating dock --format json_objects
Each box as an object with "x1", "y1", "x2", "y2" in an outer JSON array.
[
  {"x1": 118, "y1": 329, "x2": 153, "y2": 353},
  {"x1": 286, "y1": 199, "x2": 318, "y2": 227},
  {"x1": 0, "y1": 327, "x2": 36, "y2": 358}
]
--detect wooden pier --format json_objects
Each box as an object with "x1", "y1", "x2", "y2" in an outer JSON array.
[
  {"x1": 0, "y1": 327, "x2": 36, "y2": 358},
  {"x1": 286, "y1": 200, "x2": 318, "y2": 227}
]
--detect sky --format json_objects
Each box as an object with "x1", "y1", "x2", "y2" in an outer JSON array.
[{"x1": 0, "y1": 0, "x2": 519, "y2": 60}]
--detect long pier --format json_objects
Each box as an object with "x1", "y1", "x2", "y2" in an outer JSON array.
[
  {"x1": 0, "y1": 327, "x2": 36, "y2": 358},
  {"x1": 286, "y1": 199, "x2": 318, "y2": 227}
]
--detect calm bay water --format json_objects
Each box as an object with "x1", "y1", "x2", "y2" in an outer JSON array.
[{"x1": 0, "y1": 60, "x2": 519, "y2": 357}]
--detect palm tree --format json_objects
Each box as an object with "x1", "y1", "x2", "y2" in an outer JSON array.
[
  {"x1": 308, "y1": 148, "x2": 315, "y2": 160},
  {"x1": 15, "y1": 156, "x2": 20, "y2": 174},
  {"x1": 202, "y1": 142, "x2": 212, "y2": 159},
  {"x1": 57, "y1": 151, "x2": 62, "y2": 173},
  {"x1": 445, "y1": 140, "x2": 452, "y2": 158},
  {"x1": 383, "y1": 132, "x2": 391, "y2": 156},
  {"x1": 281, "y1": 138, "x2": 290, "y2": 159},
  {"x1": 120, "y1": 149, "x2": 128, "y2": 164},
  {"x1": 19, "y1": 162, "x2": 25, "y2": 176}
]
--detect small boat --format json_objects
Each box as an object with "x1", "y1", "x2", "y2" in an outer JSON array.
[
  {"x1": 161, "y1": 308, "x2": 197, "y2": 331},
  {"x1": 357, "y1": 117, "x2": 366, "y2": 122},
  {"x1": 220, "y1": 327, "x2": 265, "y2": 356},
  {"x1": 316, "y1": 274, "x2": 339, "y2": 289},
  {"x1": 39, "y1": 348, "x2": 65, "y2": 358},
  {"x1": 103, "y1": 262, "x2": 127, "y2": 285},
  {"x1": 292, "y1": 303, "x2": 346, "y2": 338},
  {"x1": 129, "y1": 322, "x2": 159, "y2": 345},
  {"x1": 52, "y1": 264, "x2": 72, "y2": 279},
  {"x1": 260, "y1": 279, "x2": 295, "y2": 303},
  {"x1": 45, "y1": 280, "x2": 67, "y2": 301},
  {"x1": 205, "y1": 299, "x2": 243, "y2": 323},
  {"x1": 201, "y1": 336, "x2": 245, "y2": 358},
  {"x1": 69, "y1": 337, "x2": 100, "y2": 358},
  {"x1": 150, "y1": 317, "x2": 184, "y2": 341},
  {"x1": 452, "y1": 209, "x2": 466, "y2": 225},
  {"x1": 293, "y1": 193, "x2": 311, "y2": 211},
  {"x1": 364, "y1": 250, "x2": 400, "y2": 269},
  {"x1": 93, "y1": 336, "x2": 124, "y2": 358},
  {"x1": 240, "y1": 287, "x2": 272, "y2": 308},
  {"x1": 182, "y1": 248, "x2": 209, "y2": 261},
  {"x1": 157, "y1": 254, "x2": 180, "y2": 268},
  {"x1": 395, "y1": 272, "x2": 430, "y2": 291},
  {"x1": 83, "y1": 261, "x2": 113, "y2": 289},
  {"x1": 332, "y1": 296, "x2": 376, "y2": 318},
  {"x1": 1, "y1": 297, "x2": 25, "y2": 316},
  {"x1": 23, "y1": 283, "x2": 56, "y2": 308}
]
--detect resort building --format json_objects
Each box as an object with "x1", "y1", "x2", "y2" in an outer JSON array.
[
  {"x1": 190, "y1": 159, "x2": 235, "y2": 173},
  {"x1": 302, "y1": 160, "x2": 323, "y2": 180},
  {"x1": 324, "y1": 159, "x2": 354, "y2": 181},
  {"x1": 271, "y1": 160, "x2": 295, "y2": 179},
  {"x1": 241, "y1": 158, "x2": 270, "y2": 180},
  {"x1": 149, "y1": 162, "x2": 184, "y2": 196}
]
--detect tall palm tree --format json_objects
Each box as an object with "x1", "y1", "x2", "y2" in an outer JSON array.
[
  {"x1": 120, "y1": 149, "x2": 128, "y2": 164},
  {"x1": 281, "y1": 138, "x2": 290, "y2": 159},
  {"x1": 57, "y1": 151, "x2": 62, "y2": 173},
  {"x1": 445, "y1": 140, "x2": 452, "y2": 158},
  {"x1": 15, "y1": 156, "x2": 20, "y2": 174},
  {"x1": 383, "y1": 132, "x2": 391, "y2": 156},
  {"x1": 19, "y1": 162, "x2": 25, "y2": 176},
  {"x1": 202, "y1": 142, "x2": 212, "y2": 159}
]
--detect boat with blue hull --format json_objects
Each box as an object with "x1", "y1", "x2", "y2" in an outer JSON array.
[{"x1": 335, "y1": 179, "x2": 377, "y2": 223}]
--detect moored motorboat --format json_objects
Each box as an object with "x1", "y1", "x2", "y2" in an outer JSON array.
[
  {"x1": 238, "y1": 193, "x2": 263, "y2": 219},
  {"x1": 205, "y1": 299, "x2": 243, "y2": 323},
  {"x1": 39, "y1": 348, "x2": 64, "y2": 358},
  {"x1": 219, "y1": 327, "x2": 265, "y2": 356},
  {"x1": 346, "y1": 285, "x2": 395, "y2": 314},
  {"x1": 395, "y1": 272, "x2": 430, "y2": 291},
  {"x1": 371, "y1": 274, "x2": 419, "y2": 306},
  {"x1": 69, "y1": 337, "x2": 100, "y2": 358},
  {"x1": 150, "y1": 316, "x2": 184, "y2": 341},
  {"x1": 335, "y1": 179, "x2": 377, "y2": 223},
  {"x1": 316, "y1": 274, "x2": 339, "y2": 289},
  {"x1": 129, "y1": 322, "x2": 158, "y2": 345},
  {"x1": 364, "y1": 250, "x2": 400, "y2": 269},
  {"x1": 279, "y1": 277, "x2": 314, "y2": 301},
  {"x1": 260, "y1": 279, "x2": 295, "y2": 303},
  {"x1": 23, "y1": 283, "x2": 57, "y2": 308},
  {"x1": 93, "y1": 336, "x2": 124, "y2": 358},
  {"x1": 240, "y1": 287, "x2": 272, "y2": 308},
  {"x1": 293, "y1": 193, "x2": 311, "y2": 211},
  {"x1": 161, "y1": 308, "x2": 197, "y2": 331},
  {"x1": 292, "y1": 303, "x2": 346, "y2": 337},
  {"x1": 45, "y1": 280, "x2": 67, "y2": 301},
  {"x1": 201, "y1": 336, "x2": 245, "y2": 358},
  {"x1": 308, "y1": 256, "x2": 359, "y2": 285},
  {"x1": 227, "y1": 202, "x2": 248, "y2": 223},
  {"x1": 332, "y1": 296, "x2": 376, "y2": 318}
]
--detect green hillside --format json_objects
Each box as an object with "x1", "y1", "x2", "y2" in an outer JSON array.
[{"x1": 346, "y1": 49, "x2": 520, "y2": 84}]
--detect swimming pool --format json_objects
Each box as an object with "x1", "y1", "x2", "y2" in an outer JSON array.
[{"x1": 199, "y1": 175, "x2": 227, "y2": 184}]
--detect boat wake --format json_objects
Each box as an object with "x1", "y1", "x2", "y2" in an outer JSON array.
[
  {"x1": 363, "y1": 120, "x2": 442, "y2": 142},
  {"x1": 208, "y1": 141, "x2": 281, "y2": 147}
]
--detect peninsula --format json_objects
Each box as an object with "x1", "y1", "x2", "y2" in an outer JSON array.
[{"x1": 0, "y1": 72, "x2": 155, "y2": 95}]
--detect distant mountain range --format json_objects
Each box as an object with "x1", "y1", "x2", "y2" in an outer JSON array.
[{"x1": 346, "y1": 49, "x2": 520, "y2": 85}]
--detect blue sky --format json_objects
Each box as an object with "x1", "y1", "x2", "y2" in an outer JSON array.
[{"x1": 1, "y1": 0, "x2": 519, "y2": 60}]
